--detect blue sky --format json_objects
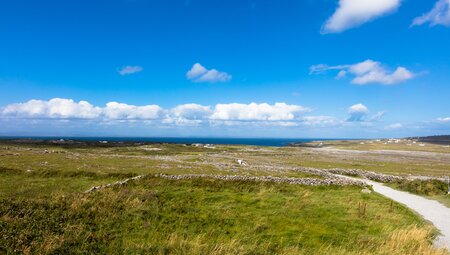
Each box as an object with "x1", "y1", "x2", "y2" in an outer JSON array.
[{"x1": 0, "y1": 0, "x2": 449, "y2": 138}]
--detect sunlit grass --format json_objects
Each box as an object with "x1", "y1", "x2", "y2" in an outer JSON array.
[
  {"x1": 0, "y1": 141, "x2": 448, "y2": 254},
  {"x1": 1, "y1": 177, "x2": 444, "y2": 254}
]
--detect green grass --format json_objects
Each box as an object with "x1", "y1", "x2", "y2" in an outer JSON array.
[
  {"x1": 390, "y1": 179, "x2": 448, "y2": 196},
  {"x1": 387, "y1": 179, "x2": 450, "y2": 208},
  {"x1": 0, "y1": 141, "x2": 448, "y2": 254},
  {"x1": 2, "y1": 140, "x2": 450, "y2": 177},
  {"x1": 433, "y1": 196, "x2": 450, "y2": 208},
  {"x1": 305, "y1": 140, "x2": 450, "y2": 154},
  {"x1": 0, "y1": 177, "x2": 440, "y2": 254}
]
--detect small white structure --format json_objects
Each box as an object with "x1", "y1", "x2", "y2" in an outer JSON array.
[
  {"x1": 419, "y1": 143, "x2": 425, "y2": 147},
  {"x1": 236, "y1": 159, "x2": 247, "y2": 166}
]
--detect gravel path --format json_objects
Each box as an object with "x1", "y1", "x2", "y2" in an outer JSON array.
[{"x1": 341, "y1": 175, "x2": 450, "y2": 249}]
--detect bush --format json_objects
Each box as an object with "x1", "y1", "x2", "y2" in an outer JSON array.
[{"x1": 393, "y1": 179, "x2": 448, "y2": 196}]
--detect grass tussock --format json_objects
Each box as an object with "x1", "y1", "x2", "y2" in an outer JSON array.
[{"x1": 336, "y1": 226, "x2": 447, "y2": 255}]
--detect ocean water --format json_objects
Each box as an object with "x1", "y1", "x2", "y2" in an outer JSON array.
[{"x1": 0, "y1": 136, "x2": 337, "y2": 147}]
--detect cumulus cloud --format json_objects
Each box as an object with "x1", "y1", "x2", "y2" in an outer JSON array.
[
  {"x1": 1, "y1": 98, "x2": 395, "y2": 130},
  {"x1": 1, "y1": 98, "x2": 102, "y2": 119},
  {"x1": 164, "y1": 104, "x2": 213, "y2": 126},
  {"x1": 210, "y1": 103, "x2": 310, "y2": 121},
  {"x1": 347, "y1": 103, "x2": 369, "y2": 122},
  {"x1": 171, "y1": 104, "x2": 212, "y2": 120},
  {"x1": 0, "y1": 98, "x2": 400, "y2": 133},
  {"x1": 412, "y1": 0, "x2": 450, "y2": 27},
  {"x1": 322, "y1": 0, "x2": 401, "y2": 34},
  {"x1": 310, "y1": 59, "x2": 415, "y2": 85},
  {"x1": 118, "y1": 66, "x2": 143, "y2": 76},
  {"x1": 104, "y1": 102, "x2": 163, "y2": 120},
  {"x1": 186, "y1": 63, "x2": 231, "y2": 83},
  {"x1": 0, "y1": 99, "x2": 314, "y2": 127}
]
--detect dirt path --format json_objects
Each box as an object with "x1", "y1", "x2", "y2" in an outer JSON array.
[{"x1": 341, "y1": 175, "x2": 450, "y2": 249}]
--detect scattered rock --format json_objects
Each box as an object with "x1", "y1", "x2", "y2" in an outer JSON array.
[{"x1": 361, "y1": 188, "x2": 372, "y2": 194}]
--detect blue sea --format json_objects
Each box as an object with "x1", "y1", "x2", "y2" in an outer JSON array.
[{"x1": 0, "y1": 136, "x2": 339, "y2": 147}]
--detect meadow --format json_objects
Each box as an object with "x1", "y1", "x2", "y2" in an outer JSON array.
[{"x1": 0, "y1": 139, "x2": 449, "y2": 254}]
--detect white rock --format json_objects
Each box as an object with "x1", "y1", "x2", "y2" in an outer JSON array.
[{"x1": 361, "y1": 188, "x2": 372, "y2": 194}]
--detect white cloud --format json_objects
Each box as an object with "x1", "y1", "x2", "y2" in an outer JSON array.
[
  {"x1": 369, "y1": 111, "x2": 386, "y2": 122},
  {"x1": 186, "y1": 63, "x2": 231, "y2": 83},
  {"x1": 350, "y1": 60, "x2": 414, "y2": 85},
  {"x1": 186, "y1": 63, "x2": 207, "y2": 79},
  {"x1": 118, "y1": 66, "x2": 143, "y2": 76},
  {"x1": 310, "y1": 59, "x2": 415, "y2": 85},
  {"x1": 322, "y1": 0, "x2": 401, "y2": 34},
  {"x1": 336, "y1": 70, "x2": 347, "y2": 79},
  {"x1": 209, "y1": 120, "x2": 300, "y2": 127},
  {"x1": 347, "y1": 103, "x2": 368, "y2": 122},
  {"x1": 0, "y1": 99, "x2": 313, "y2": 127},
  {"x1": 437, "y1": 117, "x2": 450, "y2": 122},
  {"x1": 412, "y1": 0, "x2": 450, "y2": 27},
  {"x1": 1, "y1": 98, "x2": 102, "y2": 119},
  {"x1": 0, "y1": 98, "x2": 394, "y2": 132},
  {"x1": 165, "y1": 104, "x2": 213, "y2": 126},
  {"x1": 210, "y1": 103, "x2": 310, "y2": 121},
  {"x1": 104, "y1": 102, "x2": 163, "y2": 120},
  {"x1": 170, "y1": 104, "x2": 212, "y2": 120},
  {"x1": 309, "y1": 64, "x2": 349, "y2": 74},
  {"x1": 302, "y1": 116, "x2": 339, "y2": 126},
  {"x1": 385, "y1": 123, "x2": 403, "y2": 130}
]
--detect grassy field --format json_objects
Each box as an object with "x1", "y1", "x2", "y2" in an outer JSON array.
[
  {"x1": 0, "y1": 177, "x2": 444, "y2": 254},
  {"x1": 283, "y1": 140, "x2": 450, "y2": 176},
  {"x1": 303, "y1": 139, "x2": 450, "y2": 153},
  {"x1": 0, "y1": 140, "x2": 449, "y2": 254}
]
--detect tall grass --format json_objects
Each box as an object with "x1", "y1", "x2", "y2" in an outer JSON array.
[{"x1": 1, "y1": 177, "x2": 446, "y2": 254}]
